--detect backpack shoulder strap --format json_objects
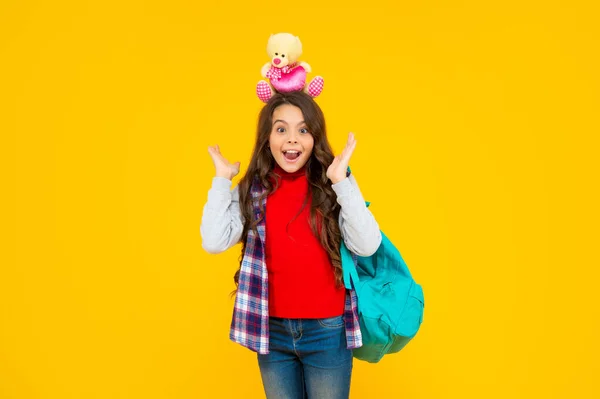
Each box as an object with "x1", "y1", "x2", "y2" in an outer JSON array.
[
  {"x1": 340, "y1": 213, "x2": 370, "y2": 294},
  {"x1": 341, "y1": 240, "x2": 359, "y2": 291},
  {"x1": 340, "y1": 165, "x2": 371, "y2": 293}
]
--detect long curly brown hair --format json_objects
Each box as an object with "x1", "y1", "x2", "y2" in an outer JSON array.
[{"x1": 231, "y1": 91, "x2": 343, "y2": 295}]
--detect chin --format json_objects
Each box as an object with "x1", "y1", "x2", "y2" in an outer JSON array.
[{"x1": 277, "y1": 157, "x2": 308, "y2": 172}]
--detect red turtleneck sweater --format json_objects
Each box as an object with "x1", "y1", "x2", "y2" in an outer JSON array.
[{"x1": 265, "y1": 164, "x2": 346, "y2": 318}]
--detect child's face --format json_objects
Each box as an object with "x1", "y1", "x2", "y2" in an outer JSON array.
[{"x1": 269, "y1": 104, "x2": 314, "y2": 173}]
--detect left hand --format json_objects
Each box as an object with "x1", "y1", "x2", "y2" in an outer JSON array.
[{"x1": 327, "y1": 132, "x2": 357, "y2": 184}]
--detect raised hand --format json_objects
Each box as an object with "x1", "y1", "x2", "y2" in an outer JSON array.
[
  {"x1": 327, "y1": 132, "x2": 356, "y2": 184},
  {"x1": 207, "y1": 145, "x2": 240, "y2": 181}
]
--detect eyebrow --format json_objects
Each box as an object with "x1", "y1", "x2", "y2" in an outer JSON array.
[{"x1": 273, "y1": 119, "x2": 306, "y2": 126}]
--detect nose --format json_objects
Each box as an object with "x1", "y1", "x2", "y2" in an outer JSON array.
[
  {"x1": 273, "y1": 58, "x2": 281, "y2": 65},
  {"x1": 287, "y1": 130, "x2": 300, "y2": 144}
]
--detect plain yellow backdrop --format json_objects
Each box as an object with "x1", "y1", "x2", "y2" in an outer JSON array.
[{"x1": 2, "y1": 0, "x2": 599, "y2": 398}]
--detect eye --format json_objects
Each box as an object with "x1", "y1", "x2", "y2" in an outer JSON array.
[
  {"x1": 275, "y1": 53, "x2": 278, "y2": 55},
  {"x1": 277, "y1": 127, "x2": 285, "y2": 133},
  {"x1": 282, "y1": 54, "x2": 285, "y2": 57},
  {"x1": 300, "y1": 128, "x2": 308, "y2": 134}
]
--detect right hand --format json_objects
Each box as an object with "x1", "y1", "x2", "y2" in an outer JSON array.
[{"x1": 208, "y1": 145, "x2": 240, "y2": 181}]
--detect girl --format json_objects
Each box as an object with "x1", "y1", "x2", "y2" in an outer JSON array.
[{"x1": 200, "y1": 91, "x2": 381, "y2": 398}]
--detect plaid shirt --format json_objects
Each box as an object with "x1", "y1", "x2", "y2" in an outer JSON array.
[{"x1": 229, "y1": 176, "x2": 363, "y2": 354}]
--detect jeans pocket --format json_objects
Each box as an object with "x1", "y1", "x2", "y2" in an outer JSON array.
[{"x1": 318, "y1": 315, "x2": 344, "y2": 328}]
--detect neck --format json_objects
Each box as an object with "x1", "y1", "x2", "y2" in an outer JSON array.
[{"x1": 273, "y1": 163, "x2": 307, "y2": 178}]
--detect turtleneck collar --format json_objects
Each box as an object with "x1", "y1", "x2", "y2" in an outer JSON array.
[{"x1": 273, "y1": 162, "x2": 308, "y2": 179}]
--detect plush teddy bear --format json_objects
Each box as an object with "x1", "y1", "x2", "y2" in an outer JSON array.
[{"x1": 256, "y1": 33, "x2": 324, "y2": 103}]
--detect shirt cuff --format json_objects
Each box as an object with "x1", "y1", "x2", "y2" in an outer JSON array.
[
  {"x1": 212, "y1": 176, "x2": 233, "y2": 191},
  {"x1": 331, "y1": 177, "x2": 352, "y2": 196}
]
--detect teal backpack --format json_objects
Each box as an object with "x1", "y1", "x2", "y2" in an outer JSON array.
[{"x1": 340, "y1": 201, "x2": 425, "y2": 363}]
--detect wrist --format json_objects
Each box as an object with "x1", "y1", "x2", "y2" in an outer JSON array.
[
  {"x1": 330, "y1": 176, "x2": 346, "y2": 185},
  {"x1": 216, "y1": 173, "x2": 233, "y2": 180}
]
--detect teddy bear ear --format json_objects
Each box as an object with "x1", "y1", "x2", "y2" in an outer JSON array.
[
  {"x1": 295, "y1": 36, "x2": 303, "y2": 54},
  {"x1": 267, "y1": 34, "x2": 275, "y2": 54}
]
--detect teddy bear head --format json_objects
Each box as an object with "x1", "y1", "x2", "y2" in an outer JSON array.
[{"x1": 266, "y1": 33, "x2": 303, "y2": 68}]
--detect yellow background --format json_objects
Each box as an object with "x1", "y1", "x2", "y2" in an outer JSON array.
[{"x1": 2, "y1": 0, "x2": 599, "y2": 397}]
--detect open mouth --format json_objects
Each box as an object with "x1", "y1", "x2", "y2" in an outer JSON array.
[{"x1": 283, "y1": 150, "x2": 302, "y2": 161}]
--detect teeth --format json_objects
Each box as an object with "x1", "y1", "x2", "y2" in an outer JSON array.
[{"x1": 284, "y1": 150, "x2": 299, "y2": 154}]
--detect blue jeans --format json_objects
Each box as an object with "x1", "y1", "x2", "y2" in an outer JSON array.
[{"x1": 257, "y1": 315, "x2": 353, "y2": 399}]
